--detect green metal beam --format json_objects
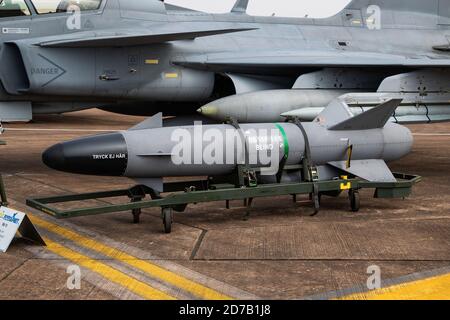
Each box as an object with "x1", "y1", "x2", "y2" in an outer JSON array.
[{"x1": 26, "y1": 174, "x2": 421, "y2": 220}]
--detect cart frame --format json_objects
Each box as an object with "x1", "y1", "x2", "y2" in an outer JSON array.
[{"x1": 27, "y1": 173, "x2": 421, "y2": 233}]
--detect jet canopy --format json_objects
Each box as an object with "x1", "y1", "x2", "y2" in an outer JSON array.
[
  {"x1": 0, "y1": 0, "x2": 102, "y2": 17},
  {"x1": 0, "y1": 0, "x2": 30, "y2": 17},
  {"x1": 30, "y1": 0, "x2": 102, "y2": 14}
]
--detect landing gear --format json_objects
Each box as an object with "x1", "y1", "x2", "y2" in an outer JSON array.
[
  {"x1": 349, "y1": 190, "x2": 360, "y2": 212},
  {"x1": 162, "y1": 208, "x2": 173, "y2": 234}
]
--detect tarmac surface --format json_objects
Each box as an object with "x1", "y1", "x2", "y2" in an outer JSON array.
[{"x1": 0, "y1": 109, "x2": 449, "y2": 300}]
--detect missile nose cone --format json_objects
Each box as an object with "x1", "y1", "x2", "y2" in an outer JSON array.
[
  {"x1": 197, "y1": 105, "x2": 219, "y2": 116},
  {"x1": 42, "y1": 143, "x2": 65, "y2": 171},
  {"x1": 42, "y1": 133, "x2": 128, "y2": 176}
]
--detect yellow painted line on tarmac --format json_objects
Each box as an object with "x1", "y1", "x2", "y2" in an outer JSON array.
[
  {"x1": 42, "y1": 237, "x2": 175, "y2": 300},
  {"x1": 339, "y1": 273, "x2": 450, "y2": 300},
  {"x1": 30, "y1": 214, "x2": 232, "y2": 300}
]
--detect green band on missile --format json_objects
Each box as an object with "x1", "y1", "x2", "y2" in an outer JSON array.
[{"x1": 275, "y1": 124, "x2": 290, "y2": 159}]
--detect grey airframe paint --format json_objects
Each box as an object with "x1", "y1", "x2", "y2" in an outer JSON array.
[{"x1": 2, "y1": 0, "x2": 450, "y2": 121}]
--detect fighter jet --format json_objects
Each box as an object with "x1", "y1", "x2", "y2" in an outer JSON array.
[{"x1": 2, "y1": 0, "x2": 450, "y2": 122}]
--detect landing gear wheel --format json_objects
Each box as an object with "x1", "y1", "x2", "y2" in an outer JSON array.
[
  {"x1": 349, "y1": 190, "x2": 360, "y2": 212},
  {"x1": 162, "y1": 208, "x2": 173, "y2": 234}
]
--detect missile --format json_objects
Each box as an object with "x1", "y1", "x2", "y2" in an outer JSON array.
[
  {"x1": 198, "y1": 90, "x2": 450, "y2": 123},
  {"x1": 43, "y1": 98, "x2": 412, "y2": 191},
  {"x1": 282, "y1": 104, "x2": 450, "y2": 123},
  {"x1": 197, "y1": 89, "x2": 347, "y2": 123}
]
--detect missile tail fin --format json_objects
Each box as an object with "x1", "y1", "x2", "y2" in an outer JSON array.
[
  {"x1": 328, "y1": 99, "x2": 402, "y2": 131},
  {"x1": 134, "y1": 178, "x2": 163, "y2": 193},
  {"x1": 314, "y1": 98, "x2": 354, "y2": 128},
  {"x1": 129, "y1": 113, "x2": 163, "y2": 131},
  {"x1": 328, "y1": 159, "x2": 396, "y2": 183}
]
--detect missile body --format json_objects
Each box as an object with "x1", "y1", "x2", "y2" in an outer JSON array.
[
  {"x1": 198, "y1": 90, "x2": 450, "y2": 123},
  {"x1": 43, "y1": 99, "x2": 413, "y2": 189}
]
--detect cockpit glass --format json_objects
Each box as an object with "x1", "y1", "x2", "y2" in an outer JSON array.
[
  {"x1": 31, "y1": 0, "x2": 102, "y2": 14},
  {"x1": 0, "y1": 0, "x2": 31, "y2": 17}
]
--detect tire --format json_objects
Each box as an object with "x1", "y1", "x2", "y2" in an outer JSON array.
[
  {"x1": 132, "y1": 208, "x2": 141, "y2": 224},
  {"x1": 311, "y1": 184, "x2": 320, "y2": 216},
  {"x1": 162, "y1": 208, "x2": 173, "y2": 234},
  {"x1": 350, "y1": 190, "x2": 360, "y2": 212}
]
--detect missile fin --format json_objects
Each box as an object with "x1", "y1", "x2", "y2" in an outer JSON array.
[
  {"x1": 137, "y1": 153, "x2": 173, "y2": 157},
  {"x1": 129, "y1": 113, "x2": 163, "y2": 131},
  {"x1": 328, "y1": 159, "x2": 396, "y2": 183},
  {"x1": 281, "y1": 107, "x2": 325, "y2": 121},
  {"x1": 164, "y1": 115, "x2": 219, "y2": 127},
  {"x1": 314, "y1": 98, "x2": 354, "y2": 128},
  {"x1": 328, "y1": 99, "x2": 403, "y2": 131},
  {"x1": 134, "y1": 178, "x2": 163, "y2": 193}
]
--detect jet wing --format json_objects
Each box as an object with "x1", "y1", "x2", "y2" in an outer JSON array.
[
  {"x1": 173, "y1": 51, "x2": 450, "y2": 74},
  {"x1": 37, "y1": 24, "x2": 256, "y2": 48}
]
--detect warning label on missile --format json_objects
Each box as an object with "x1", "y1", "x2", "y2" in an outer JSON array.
[{"x1": 92, "y1": 153, "x2": 127, "y2": 160}]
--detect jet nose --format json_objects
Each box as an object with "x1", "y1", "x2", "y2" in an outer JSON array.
[{"x1": 42, "y1": 133, "x2": 128, "y2": 176}]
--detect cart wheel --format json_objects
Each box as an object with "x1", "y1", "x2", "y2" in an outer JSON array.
[
  {"x1": 311, "y1": 184, "x2": 320, "y2": 216},
  {"x1": 162, "y1": 208, "x2": 173, "y2": 234},
  {"x1": 312, "y1": 195, "x2": 320, "y2": 215},
  {"x1": 349, "y1": 190, "x2": 360, "y2": 212},
  {"x1": 132, "y1": 209, "x2": 141, "y2": 224}
]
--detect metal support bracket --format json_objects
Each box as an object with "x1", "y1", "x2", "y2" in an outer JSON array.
[
  {"x1": 288, "y1": 117, "x2": 319, "y2": 183},
  {"x1": 226, "y1": 117, "x2": 257, "y2": 188},
  {"x1": 287, "y1": 117, "x2": 322, "y2": 214}
]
